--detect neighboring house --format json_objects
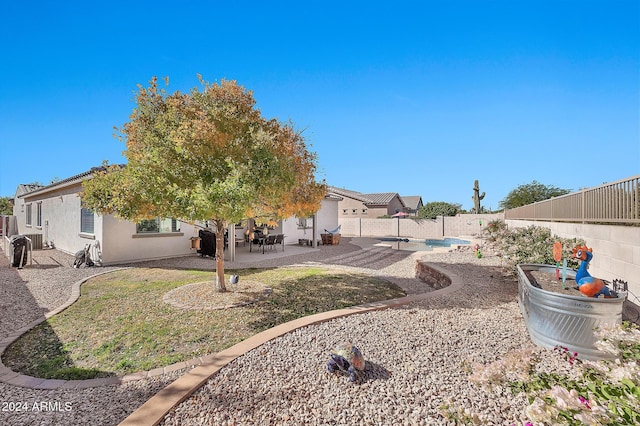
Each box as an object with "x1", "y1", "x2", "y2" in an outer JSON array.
[
  {"x1": 328, "y1": 186, "x2": 406, "y2": 218},
  {"x1": 11, "y1": 167, "x2": 340, "y2": 265},
  {"x1": 400, "y1": 196, "x2": 424, "y2": 216}
]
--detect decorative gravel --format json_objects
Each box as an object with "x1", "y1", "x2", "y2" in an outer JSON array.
[
  {"x1": 0, "y1": 238, "x2": 564, "y2": 425},
  {"x1": 160, "y1": 250, "x2": 565, "y2": 426}
]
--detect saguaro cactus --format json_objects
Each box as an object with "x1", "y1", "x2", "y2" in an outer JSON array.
[{"x1": 472, "y1": 180, "x2": 485, "y2": 213}]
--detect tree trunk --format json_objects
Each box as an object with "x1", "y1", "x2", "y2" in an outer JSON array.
[{"x1": 214, "y1": 220, "x2": 227, "y2": 292}]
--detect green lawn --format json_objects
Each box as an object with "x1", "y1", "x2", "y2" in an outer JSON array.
[{"x1": 3, "y1": 267, "x2": 405, "y2": 379}]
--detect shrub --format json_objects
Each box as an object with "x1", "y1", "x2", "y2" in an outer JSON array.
[{"x1": 492, "y1": 225, "x2": 585, "y2": 274}]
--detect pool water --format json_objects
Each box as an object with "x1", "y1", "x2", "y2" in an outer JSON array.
[{"x1": 377, "y1": 237, "x2": 470, "y2": 251}]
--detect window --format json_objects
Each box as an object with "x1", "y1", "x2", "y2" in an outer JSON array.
[
  {"x1": 362, "y1": 209, "x2": 367, "y2": 214},
  {"x1": 81, "y1": 208, "x2": 95, "y2": 234},
  {"x1": 342, "y1": 209, "x2": 348, "y2": 215},
  {"x1": 297, "y1": 217, "x2": 310, "y2": 229},
  {"x1": 352, "y1": 209, "x2": 357, "y2": 214},
  {"x1": 136, "y1": 218, "x2": 180, "y2": 234},
  {"x1": 25, "y1": 204, "x2": 32, "y2": 226},
  {"x1": 36, "y1": 202, "x2": 42, "y2": 227}
]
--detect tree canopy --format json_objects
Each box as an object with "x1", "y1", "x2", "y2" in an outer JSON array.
[
  {"x1": 82, "y1": 76, "x2": 326, "y2": 291},
  {"x1": 0, "y1": 196, "x2": 13, "y2": 215},
  {"x1": 499, "y1": 180, "x2": 571, "y2": 210},
  {"x1": 418, "y1": 201, "x2": 462, "y2": 219}
]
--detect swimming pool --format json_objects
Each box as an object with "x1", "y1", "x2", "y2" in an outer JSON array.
[{"x1": 377, "y1": 237, "x2": 471, "y2": 251}]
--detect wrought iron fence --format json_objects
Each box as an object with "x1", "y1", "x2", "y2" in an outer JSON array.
[{"x1": 505, "y1": 175, "x2": 640, "y2": 224}]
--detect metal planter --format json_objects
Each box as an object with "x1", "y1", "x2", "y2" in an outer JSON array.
[{"x1": 517, "y1": 264, "x2": 625, "y2": 360}]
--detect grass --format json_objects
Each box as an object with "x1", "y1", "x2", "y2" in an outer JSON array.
[{"x1": 2, "y1": 266, "x2": 405, "y2": 380}]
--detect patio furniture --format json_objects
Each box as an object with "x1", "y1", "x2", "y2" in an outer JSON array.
[
  {"x1": 264, "y1": 234, "x2": 277, "y2": 251},
  {"x1": 274, "y1": 233, "x2": 285, "y2": 251},
  {"x1": 250, "y1": 231, "x2": 265, "y2": 253}
]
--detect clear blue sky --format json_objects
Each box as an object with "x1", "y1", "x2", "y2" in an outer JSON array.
[{"x1": 1, "y1": 0, "x2": 638, "y2": 211}]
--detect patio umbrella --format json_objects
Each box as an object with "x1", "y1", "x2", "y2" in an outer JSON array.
[{"x1": 392, "y1": 212, "x2": 409, "y2": 236}]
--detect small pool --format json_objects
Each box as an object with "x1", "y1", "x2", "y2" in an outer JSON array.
[
  {"x1": 425, "y1": 237, "x2": 471, "y2": 247},
  {"x1": 377, "y1": 237, "x2": 470, "y2": 251}
]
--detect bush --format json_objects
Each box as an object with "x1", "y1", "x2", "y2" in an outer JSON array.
[
  {"x1": 483, "y1": 219, "x2": 507, "y2": 241},
  {"x1": 491, "y1": 224, "x2": 585, "y2": 274}
]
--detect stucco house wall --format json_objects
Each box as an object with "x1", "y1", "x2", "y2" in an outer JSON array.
[
  {"x1": 12, "y1": 173, "x2": 196, "y2": 265},
  {"x1": 282, "y1": 198, "x2": 340, "y2": 244},
  {"x1": 14, "y1": 181, "x2": 104, "y2": 258},
  {"x1": 100, "y1": 215, "x2": 195, "y2": 265},
  {"x1": 12, "y1": 169, "x2": 340, "y2": 263}
]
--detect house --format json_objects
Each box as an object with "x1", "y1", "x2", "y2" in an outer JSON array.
[
  {"x1": 11, "y1": 167, "x2": 340, "y2": 265},
  {"x1": 400, "y1": 196, "x2": 424, "y2": 216},
  {"x1": 328, "y1": 186, "x2": 407, "y2": 218}
]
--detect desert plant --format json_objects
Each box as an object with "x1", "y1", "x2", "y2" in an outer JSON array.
[
  {"x1": 493, "y1": 225, "x2": 584, "y2": 274},
  {"x1": 483, "y1": 219, "x2": 507, "y2": 241}
]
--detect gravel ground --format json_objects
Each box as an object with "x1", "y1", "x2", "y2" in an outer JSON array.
[
  {"x1": 0, "y1": 238, "x2": 559, "y2": 425},
  {"x1": 161, "y1": 248, "x2": 555, "y2": 426}
]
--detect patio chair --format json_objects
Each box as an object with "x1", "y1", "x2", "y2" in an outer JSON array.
[
  {"x1": 264, "y1": 234, "x2": 277, "y2": 251},
  {"x1": 274, "y1": 233, "x2": 285, "y2": 251},
  {"x1": 249, "y1": 230, "x2": 264, "y2": 253}
]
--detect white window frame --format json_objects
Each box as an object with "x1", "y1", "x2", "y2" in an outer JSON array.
[
  {"x1": 36, "y1": 202, "x2": 42, "y2": 228},
  {"x1": 80, "y1": 207, "x2": 95, "y2": 235},
  {"x1": 136, "y1": 218, "x2": 180, "y2": 234},
  {"x1": 25, "y1": 204, "x2": 32, "y2": 227}
]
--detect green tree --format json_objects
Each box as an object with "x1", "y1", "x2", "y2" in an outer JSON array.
[
  {"x1": 82, "y1": 76, "x2": 326, "y2": 292},
  {"x1": 0, "y1": 196, "x2": 13, "y2": 215},
  {"x1": 418, "y1": 201, "x2": 461, "y2": 219},
  {"x1": 499, "y1": 180, "x2": 571, "y2": 210}
]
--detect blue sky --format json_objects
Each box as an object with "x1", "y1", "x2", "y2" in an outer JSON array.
[{"x1": 1, "y1": 1, "x2": 638, "y2": 211}]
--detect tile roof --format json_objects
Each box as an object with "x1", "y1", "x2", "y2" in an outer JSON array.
[
  {"x1": 327, "y1": 186, "x2": 405, "y2": 207},
  {"x1": 401, "y1": 196, "x2": 423, "y2": 210}
]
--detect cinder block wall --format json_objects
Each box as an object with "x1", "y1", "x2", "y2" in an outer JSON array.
[
  {"x1": 507, "y1": 220, "x2": 640, "y2": 301},
  {"x1": 339, "y1": 213, "x2": 503, "y2": 238}
]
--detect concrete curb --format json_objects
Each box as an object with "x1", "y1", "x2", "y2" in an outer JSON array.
[{"x1": 118, "y1": 262, "x2": 462, "y2": 426}]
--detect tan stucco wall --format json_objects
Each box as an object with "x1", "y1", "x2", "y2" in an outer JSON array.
[{"x1": 339, "y1": 213, "x2": 504, "y2": 238}]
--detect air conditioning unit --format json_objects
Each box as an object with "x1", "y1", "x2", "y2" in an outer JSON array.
[{"x1": 24, "y1": 234, "x2": 43, "y2": 250}]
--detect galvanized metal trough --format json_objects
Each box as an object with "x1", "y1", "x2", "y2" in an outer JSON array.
[{"x1": 517, "y1": 264, "x2": 626, "y2": 360}]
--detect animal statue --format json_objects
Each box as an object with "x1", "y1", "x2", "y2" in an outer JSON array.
[
  {"x1": 572, "y1": 246, "x2": 612, "y2": 298},
  {"x1": 73, "y1": 244, "x2": 94, "y2": 268},
  {"x1": 327, "y1": 342, "x2": 365, "y2": 382}
]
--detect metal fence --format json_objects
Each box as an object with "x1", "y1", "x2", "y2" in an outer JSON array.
[{"x1": 505, "y1": 175, "x2": 640, "y2": 224}]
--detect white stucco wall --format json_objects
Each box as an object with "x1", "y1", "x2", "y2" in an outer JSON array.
[
  {"x1": 282, "y1": 198, "x2": 339, "y2": 244},
  {"x1": 101, "y1": 215, "x2": 196, "y2": 265},
  {"x1": 507, "y1": 220, "x2": 640, "y2": 301},
  {"x1": 15, "y1": 183, "x2": 102, "y2": 259}
]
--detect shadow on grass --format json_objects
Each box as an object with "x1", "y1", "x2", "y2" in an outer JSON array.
[
  {"x1": 245, "y1": 271, "x2": 406, "y2": 332},
  {"x1": 0, "y1": 250, "x2": 115, "y2": 380},
  {"x1": 3, "y1": 321, "x2": 115, "y2": 380}
]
